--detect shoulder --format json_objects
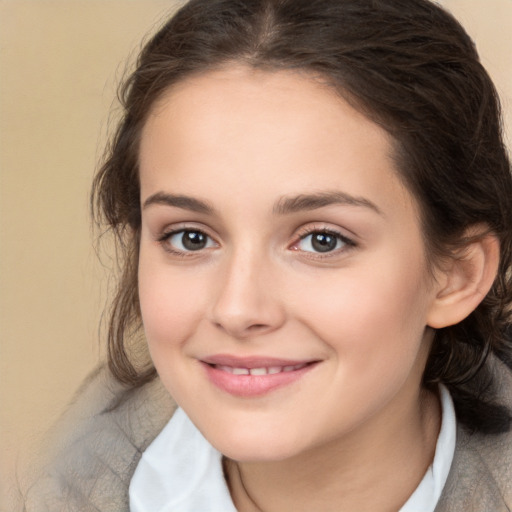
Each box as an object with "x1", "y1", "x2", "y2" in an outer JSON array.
[
  {"x1": 436, "y1": 359, "x2": 512, "y2": 512},
  {"x1": 21, "y1": 365, "x2": 176, "y2": 512}
]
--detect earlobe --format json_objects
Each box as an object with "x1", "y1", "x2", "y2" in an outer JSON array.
[{"x1": 427, "y1": 232, "x2": 500, "y2": 329}]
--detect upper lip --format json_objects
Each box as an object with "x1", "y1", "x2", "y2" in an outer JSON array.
[{"x1": 200, "y1": 354, "x2": 318, "y2": 369}]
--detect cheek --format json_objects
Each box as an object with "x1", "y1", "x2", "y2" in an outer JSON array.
[
  {"x1": 295, "y1": 257, "x2": 432, "y2": 370},
  {"x1": 138, "y1": 251, "x2": 206, "y2": 354}
]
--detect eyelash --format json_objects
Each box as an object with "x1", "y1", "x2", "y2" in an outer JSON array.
[
  {"x1": 292, "y1": 227, "x2": 356, "y2": 258},
  {"x1": 157, "y1": 228, "x2": 217, "y2": 257},
  {"x1": 156, "y1": 226, "x2": 356, "y2": 258}
]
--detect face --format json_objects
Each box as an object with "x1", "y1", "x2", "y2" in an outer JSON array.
[{"x1": 138, "y1": 66, "x2": 440, "y2": 462}]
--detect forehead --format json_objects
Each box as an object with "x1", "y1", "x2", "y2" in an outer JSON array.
[
  {"x1": 143, "y1": 66, "x2": 388, "y2": 156},
  {"x1": 139, "y1": 65, "x2": 414, "y2": 217}
]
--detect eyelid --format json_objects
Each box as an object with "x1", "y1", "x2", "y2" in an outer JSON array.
[
  {"x1": 153, "y1": 221, "x2": 357, "y2": 259},
  {"x1": 157, "y1": 224, "x2": 219, "y2": 256},
  {"x1": 289, "y1": 224, "x2": 357, "y2": 256},
  {"x1": 155, "y1": 220, "x2": 216, "y2": 240}
]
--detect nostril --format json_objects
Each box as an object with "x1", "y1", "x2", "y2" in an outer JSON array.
[
  {"x1": 247, "y1": 324, "x2": 268, "y2": 331},
  {"x1": 213, "y1": 320, "x2": 271, "y2": 338}
]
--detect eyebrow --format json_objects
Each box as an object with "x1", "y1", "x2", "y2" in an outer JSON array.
[
  {"x1": 273, "y1": 191, "x2": 382, "y2": 215},
  {"x1": 142, "y1": 192, "x2": 214, "y2": 214},
  {"x1": 142, "y1": 190, "x2": 382, "y2": 217}
]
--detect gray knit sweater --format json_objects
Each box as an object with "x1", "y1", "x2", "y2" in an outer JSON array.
[{"x1": 14, "y1": 360, "x2": 512, "y2": 512}]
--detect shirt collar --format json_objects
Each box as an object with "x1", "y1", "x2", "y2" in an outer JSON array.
[{"x1": 130, "y1": 386, "x2": 456, "y2": 512}]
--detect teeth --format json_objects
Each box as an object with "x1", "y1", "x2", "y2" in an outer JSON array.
[
  {"x1": 215, "y1": 363, "x2": 308, "y2": 375},
  {"x1": 249, "y1": 367, "x2": 267, "y2": 376},
  {"x1": 232, "y1": 367, "x2": 250, "y2": 375}
]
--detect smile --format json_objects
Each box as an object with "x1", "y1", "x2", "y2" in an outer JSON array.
[
  {"x1": 213, "y1": 363, "x2": 308, "y2": 376},
  {"x1": 200, "y1": 356, "x2": 318, "y2": 397}
]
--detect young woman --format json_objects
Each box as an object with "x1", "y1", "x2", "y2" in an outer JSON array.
[{"x1": 22, "y1": 0, "x2": 512, "y2": 510}]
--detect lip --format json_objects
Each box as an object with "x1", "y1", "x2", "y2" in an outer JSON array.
[{"x1": 200, "y1": 354, "x2": 319, "y2": 397}]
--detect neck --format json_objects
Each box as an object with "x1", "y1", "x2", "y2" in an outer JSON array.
[{"x1": 225, "y1": 387, "x2": 441, "y2": 512}]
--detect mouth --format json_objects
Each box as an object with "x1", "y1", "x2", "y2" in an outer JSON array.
[
  {"x1": 200, "y1": 355, "x2": 319, "y2": 397},
  {"x1": 210, "y1": 362, "x2": 309, "y2": 376}
]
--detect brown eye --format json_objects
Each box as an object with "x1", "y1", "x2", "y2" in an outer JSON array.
[
  {"x1": 182, "y1": 231, "x2": 207, "y2": 250},
  {"x1": 296, "y1": 231, "x2": 352, "y2": 254},
  {"x1": 167, "y1": 230, "x2": 215, "y2": 252},
  {"x1": 311, "y1": 233, "x2": 338, "y2": 252}
]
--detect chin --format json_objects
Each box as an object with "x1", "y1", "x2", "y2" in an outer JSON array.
[{"x1": 206, "y1": 426, "x2": 307, "y2": 463}]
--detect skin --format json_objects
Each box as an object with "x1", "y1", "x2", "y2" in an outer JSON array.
[{"x1": 138, "y1": 66, "x2": 445, "y2": 511}]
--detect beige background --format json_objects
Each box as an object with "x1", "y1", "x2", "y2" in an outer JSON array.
[{"x1": 0, "y1": 0, "x2": 511, "y2": 504}]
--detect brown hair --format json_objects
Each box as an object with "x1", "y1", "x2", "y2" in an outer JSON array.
[{"x1": 92, "y1": 0, "x2": 512, "y2": 433}]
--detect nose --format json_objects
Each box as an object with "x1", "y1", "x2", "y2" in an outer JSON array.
[{"x1": 208, "y1": 249, "x2": 286, "y2": 339}]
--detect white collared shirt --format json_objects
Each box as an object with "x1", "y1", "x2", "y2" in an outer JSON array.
[{"x1": 130, "y1": 386, "x2": 456, "y2": 512}]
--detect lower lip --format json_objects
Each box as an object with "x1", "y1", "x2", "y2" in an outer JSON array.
[{"x1": 201, "y1": 362, "x2": 317, "y2": 397}]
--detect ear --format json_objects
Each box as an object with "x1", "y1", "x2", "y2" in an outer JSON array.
[{"x1": 427, "y1": 231, "x2": 500, "y2": 329}]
